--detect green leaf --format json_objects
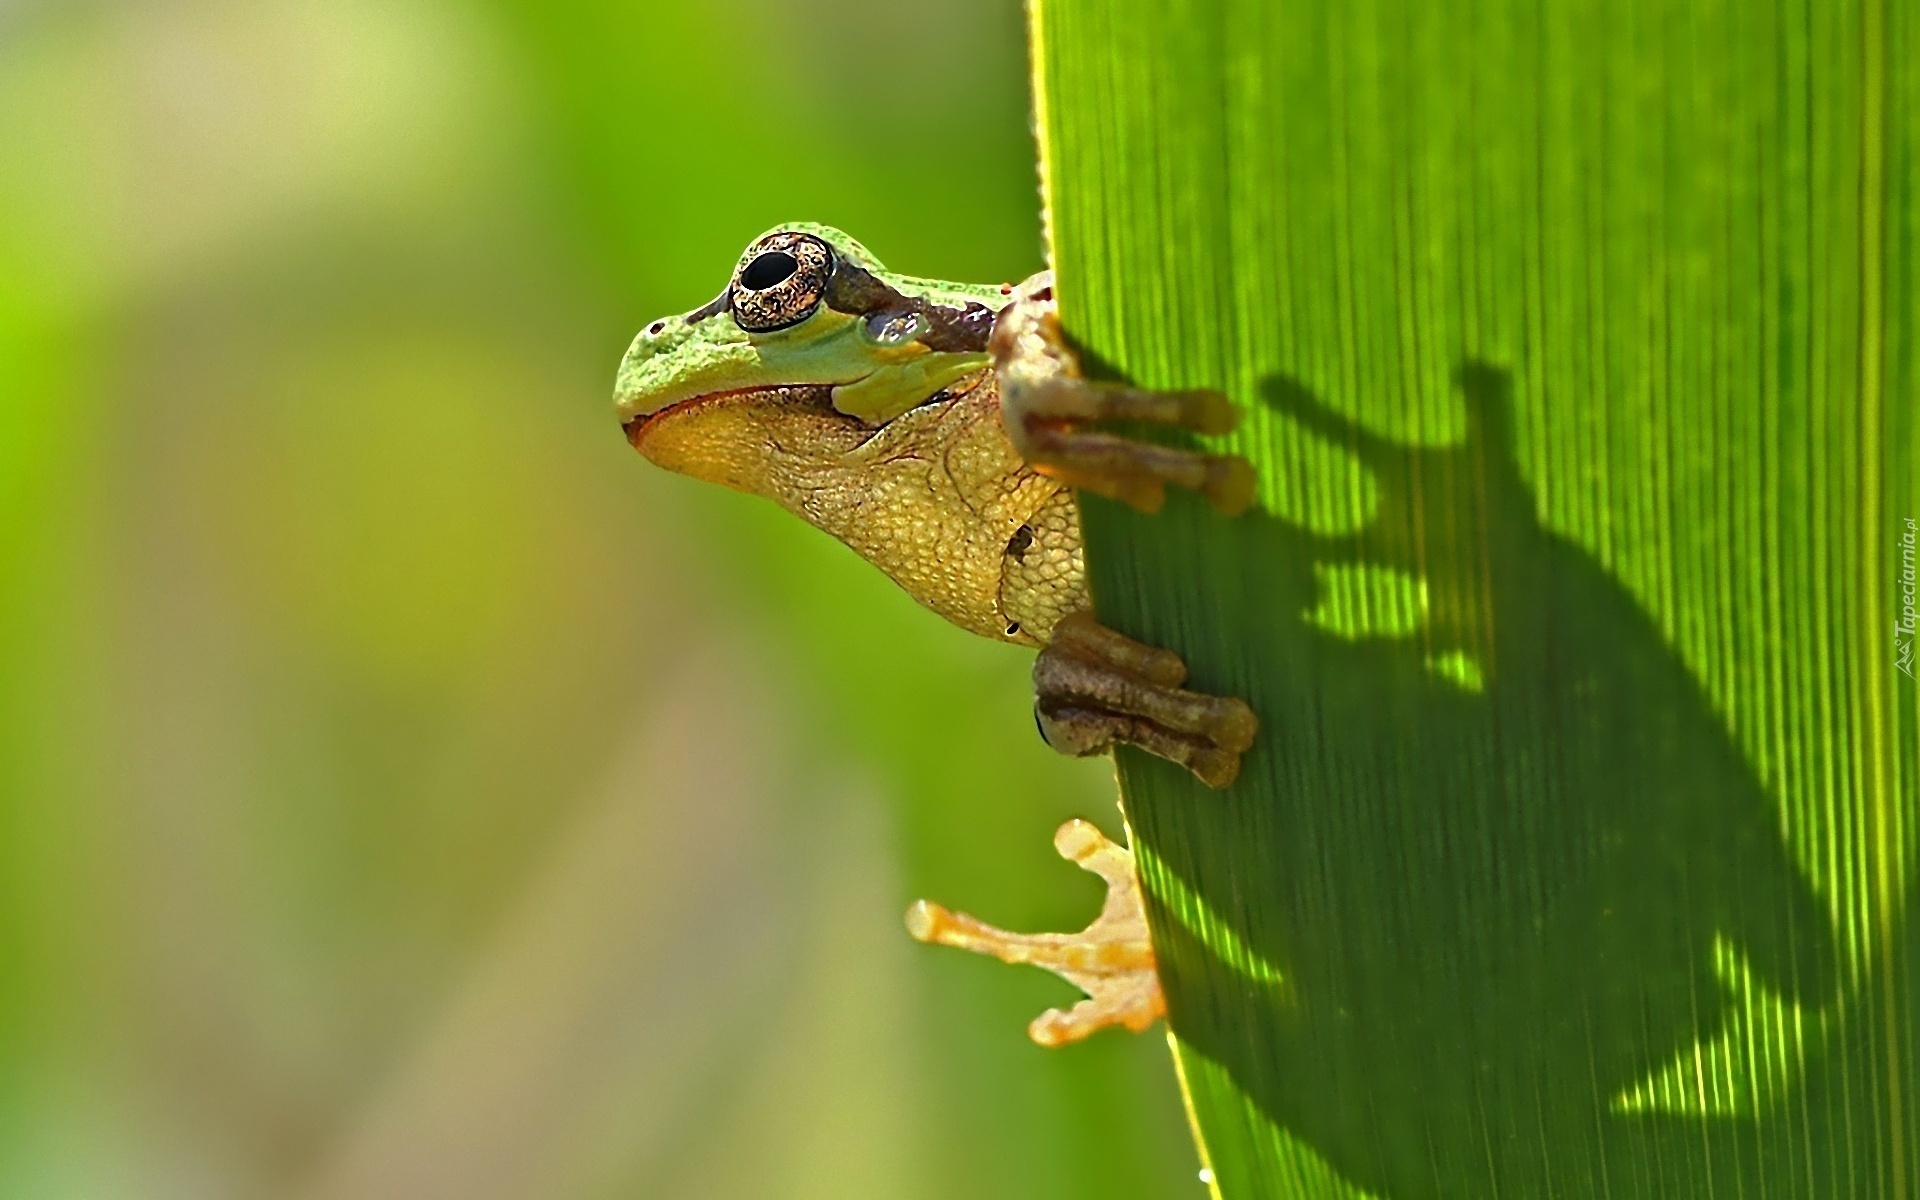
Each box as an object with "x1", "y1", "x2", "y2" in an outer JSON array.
[{"x1": 1032, "y1": 0, "x2": 1917, "y2": 1195}]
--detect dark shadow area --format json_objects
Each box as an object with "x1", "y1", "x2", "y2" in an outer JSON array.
[
  {"x1": 1118, "y1": 362, "x2": 1855, "y2": 1198},
  {"x1": 1610, "y1": 885, "x2": 1919, "y2": 1197}
]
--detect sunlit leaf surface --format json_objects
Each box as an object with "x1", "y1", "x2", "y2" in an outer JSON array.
[{"x1": 1035, "y1": 0, "x2": 1917, "y2": 1194}]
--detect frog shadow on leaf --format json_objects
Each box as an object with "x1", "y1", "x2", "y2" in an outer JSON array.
[{"x1": 1122, "y1": 362, "x2": 1843, "y2": 1199}]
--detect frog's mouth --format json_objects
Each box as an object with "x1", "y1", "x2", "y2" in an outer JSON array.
[
  {"x1": 623, "y1": 382, "x2": 879, "y2": 501},
  {"x1": 622, "y1": 384, "x2": 841, "y2": 449}
]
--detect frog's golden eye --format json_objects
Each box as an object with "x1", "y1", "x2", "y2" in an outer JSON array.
[{"x1": 731, "y1": 232, "x2": 832, "y2": 333}]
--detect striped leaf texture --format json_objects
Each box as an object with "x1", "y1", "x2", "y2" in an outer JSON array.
[{"x1": 1033, "y1": 0, "x2": 1918, "y2": 1195}]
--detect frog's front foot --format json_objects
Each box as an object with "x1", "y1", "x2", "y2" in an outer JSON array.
[
  {"x1": 906, "y1": 819, "x2": 1164, "y2": 1047},
  {"x1": 1033, "y1": 611, "x2": 1256, "y2": 788},
  {"x1": 990, "y1": 272, "x2": 1257, "y2": 515}
]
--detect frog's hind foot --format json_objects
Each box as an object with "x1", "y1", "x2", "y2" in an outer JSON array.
[
  {"x1": 1033, "y1": 611, "x2": 1257, "y2": 788},
  {"x1": 905, "y1": 819, "x2": 1164, "y2": 1047},
  {"x1": 990, "y1": 273, "x2": 1256, "y2": 515}
]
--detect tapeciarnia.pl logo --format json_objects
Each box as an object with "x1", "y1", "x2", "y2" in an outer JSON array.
[{"x1": 1898, "y1": 516, "x2": 1917, "y2": 678}]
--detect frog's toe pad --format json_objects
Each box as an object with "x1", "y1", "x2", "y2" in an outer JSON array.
[
  {"x1": 1033, "y1": 612, "x2": 1258, "y2": 788},
  {"x1": 905, "y1": 819, "x2": 1165, "y2": 1048}
]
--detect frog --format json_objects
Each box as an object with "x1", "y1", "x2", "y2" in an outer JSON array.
[{"x1": 615, "y1": 225, "x2": 1258, "y2": 1045}]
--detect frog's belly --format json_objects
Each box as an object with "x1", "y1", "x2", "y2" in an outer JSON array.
[{"x1": 998, "y1": 489, "x2": 1086, "y2": 645}]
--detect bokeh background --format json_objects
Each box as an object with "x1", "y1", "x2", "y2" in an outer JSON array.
[{"x1": 0, "y1": 1, "x2": 1202, "y2": 1196}]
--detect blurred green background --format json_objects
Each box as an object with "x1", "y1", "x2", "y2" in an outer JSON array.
[{"x1": 0, "y1": 1, "x2": 1200, "y2": 1196}]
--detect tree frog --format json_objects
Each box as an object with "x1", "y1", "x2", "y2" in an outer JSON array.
[{"x1": 615, "y1": 226, "x2": 1257, "y2": 1044}]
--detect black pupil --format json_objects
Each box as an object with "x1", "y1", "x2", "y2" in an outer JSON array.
[{"x1": 742, "y1": 251, "x2": 798, "y2": 291}]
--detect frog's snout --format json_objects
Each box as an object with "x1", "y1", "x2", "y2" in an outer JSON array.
[{"x1": 614, "y1": 315, "x2": 695, "y2": 421}]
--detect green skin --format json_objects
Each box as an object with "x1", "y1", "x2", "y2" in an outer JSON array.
[{"x1": 615, "y1": 224, "x2": 1008, "y2": 427}]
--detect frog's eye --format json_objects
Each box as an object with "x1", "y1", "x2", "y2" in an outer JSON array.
[{"x1": 731, "y1": 232, "x2": 832, "y2": 333}]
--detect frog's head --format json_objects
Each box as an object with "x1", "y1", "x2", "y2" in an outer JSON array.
[{"x1": 615, "y1": 224, "x2": 1010, "y2": 490}]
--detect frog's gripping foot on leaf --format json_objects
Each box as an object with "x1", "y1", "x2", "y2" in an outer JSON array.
[
  {"x1": 906, "y1": 820, "x2": 1165, "y2": 1047},
  {"x1": 1035, "y1": 611, "x2": 1257, "y2": 788},
  {"x1": 990, "y1": 272, "x2": 1257, "y2": 516}
]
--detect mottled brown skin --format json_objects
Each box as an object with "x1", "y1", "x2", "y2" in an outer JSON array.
[
  {"x1": 630, "y1": 368, "x2": 1087, "y2": 648},
  {"x1": 629, "y1": 271, "x2": 1257, "y2": 788}
]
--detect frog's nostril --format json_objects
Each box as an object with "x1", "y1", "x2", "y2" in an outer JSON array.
[{"x1": 647, "y1": 320, "x2": 667, "y2": 337}]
